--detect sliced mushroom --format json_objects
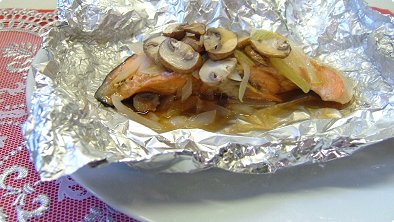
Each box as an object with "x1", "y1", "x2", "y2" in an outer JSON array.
[
  {"x1": 163, "y1": 23, "x2": 186, "y2": 40},
  {"x1": 181, "y1": 36, "x2": 204, "y2": 52},
  {"x1": 158, "y1": 38, "x2": 203, "y2": 74},
  {"x1": 244, "y1": 45, "x2": 269, "y2": 66},
  {"x1": 199, "y1": 58, "x2": 237, "y2": 86},
  {"x1": 132, "y1": 92, "x2": 160, "y2": 113},
  {"x1": 143, "y1": 35, "x2": 167, "y2": 65},
  {"x1": 236, "y1": 36, "x2": 250, "y2": 49},
  {"x1": 181, "y1": 23, "x2": 206, "y2": 36},
  {"x1": 203, "y1": 27, "x2": 237, "y2": 60},
  {"x1": 250, "y1": 30, "x2": 291, "y2": 58}
]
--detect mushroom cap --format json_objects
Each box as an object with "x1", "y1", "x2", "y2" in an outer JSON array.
[
  {"x1": 181, "y1": 36, "x2": 205, "y2": 52},
  {"x1": 181, "y1": 23, "x2": 206, "y2": 36},
  {"x1": 158, "y1": 37, "x2": 203, "y2": 74},
  {"x1": 163, "y1": 23, "x2": 186, "y2": 40},
  {"x1": 250, "y1": 30, "x2": 291, "y2": 58},
  {"x1": 133, "y1": 92, "x2": 160, "y2": 112},
  {"x1": 244, "y1": 45, "x2": 269, "y2": 66},
  {"x1": 198, "y1": 58, "x2": 237, "y2": 86},
  {"x1": 236, "y1": 36, "x2": 250, "y2": 49},
  {"x1": 143, "y1": 35, "x2": 167, "y2": 65},
  {"x1": 203, "y1": 27, "x2": 237, "y2": 60}
]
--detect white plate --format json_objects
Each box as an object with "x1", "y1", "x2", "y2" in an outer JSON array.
[
  {"x1": 71, "y1": 141, "x2": 394, "y2": 222},
  {"x1": 28, "y1": 49, "x2": 394, "y2": 222}
]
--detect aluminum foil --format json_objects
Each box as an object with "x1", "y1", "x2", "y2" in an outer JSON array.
[{"x1": 23, "y1": 0, "x2": 394, "y2": 181}]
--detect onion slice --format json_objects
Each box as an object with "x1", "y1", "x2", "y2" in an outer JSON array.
[
  {"x1": 139, "y1": 64, "x2": 166, "y2": 76},
  {"x1": 113, "y1": 54, "x2": 145, "y2": 84},
  {"x1": 111, "y1": 95, "x2": 162, "y2": 130},
  {"x1": 270, "y1": 45, "x2": 321, "y2": 93},
  {"x1": 181, "y1": 77, "x2": 193, "y2": 101},
  {"x1": 234, "y1": 50, "x2": 254, "y2": 66},
  {"x1": 238, "y1": 61, "x2": 250, "y2": 102},
  {"x1": 129, "y1": 42, "x2": 144, "y2": 54},
  {"x1": 270, "y1": 57, "x2": 310, "y2": 93},
  {"x1": 228, "y1": 70, "x2": 242, "y2": 81},
  {"x1": 189, "y1": 110, "x2": 217, "y2": 126}
]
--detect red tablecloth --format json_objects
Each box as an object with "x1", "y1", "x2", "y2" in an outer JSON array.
[
  {"x1": 0, "y1": 6, "x2": 392, "y2": 222},
  {"x1": 0, "y1": 8, "x2": 138, "y2": 222}
]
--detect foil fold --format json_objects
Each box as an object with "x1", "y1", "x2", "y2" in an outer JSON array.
[{"x1": 23, "y1": 0, "x2": 394, "y2": 180}]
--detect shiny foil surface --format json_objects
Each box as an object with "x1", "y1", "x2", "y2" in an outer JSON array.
[{"x1": 23, "y1": 0, "x2": 394, "y2": 180}]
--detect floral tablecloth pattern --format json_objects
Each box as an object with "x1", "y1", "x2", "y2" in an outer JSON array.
[{"x1": 0, "y1": 8, "x2": 138, "y2": 222}]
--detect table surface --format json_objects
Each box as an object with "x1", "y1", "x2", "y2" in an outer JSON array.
[{"x1": 0, "y1": 1, "x2": 392, "y2": 222}]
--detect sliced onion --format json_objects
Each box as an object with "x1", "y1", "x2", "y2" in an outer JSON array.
[
  {"x1": 228, "y1": 70, "x2": 242, "y2": 81},
  {"x1": 169, "y1": 116, "x2": 188, "y2": 127},
  {"x1": 227, "y1": 103, "x2": 255, "y2": 115},
  {"x1": 234, "y1": 50, "x2": 254, "y2": 66},
  {"x1": 270, "y1": 45, "x2": 321, "y2": 93},
  {"x1": 129, "y1": 42, "x2": 144, "y2": 54},
  {"x1": 238, "y1": 61, "x2": 250, "y2": 102},
  {"x1": 164, "y1": 108, "x2": 180, "y2": 118},
  {"x1": 139, "y1": 64, "x2": 166, "y2": 76},
  {"x1": 270, "y1": 57, "x2": 310, "y2": 93},
  {"x1": 197, "y1": 99, "x2": 233, "y2": 117},
  {"x1": 206, "y1": 101, "x2": 232, "y2": 117},
  {"x1": 113, "y1": 54, "x2": 145, "y2": 83},
  {"x1": 181, "y1": 77, "x2": 193, "y2": 101},
  {"x1": 111, "y1": 95, "x2": 162, "y2": 130},
  {"x1": 211, "y1": 103, "x2": 232, "y2": 117},
  {"x1": 291, "y1": 46, "x2": 320, "y2": 85},
  {"x1": 137, "y1": 53, "x2": 155, "y2": 72},
  {"x1": 196, "y1": 97, "x2": 204, "y2": 113},
  {"x1": 189, "y1": 110, "x2": 217, "y2": 126},
  {"x1": 147, "y1": 112, "x2": 160, "y2": 121}
]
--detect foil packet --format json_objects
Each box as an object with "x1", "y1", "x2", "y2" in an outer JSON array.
[{"x1": 23, "y1": 0, "x2": 394, "y2": 181}]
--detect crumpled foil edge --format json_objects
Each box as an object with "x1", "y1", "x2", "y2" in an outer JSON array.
[{"x1": 23, "y1": 0, "x2": 394, "y2": 181}]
